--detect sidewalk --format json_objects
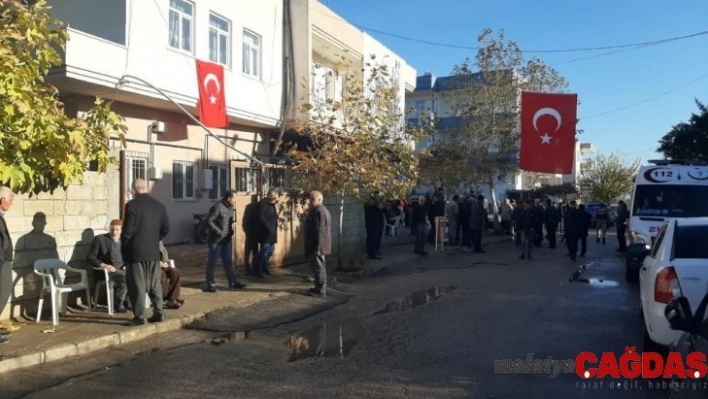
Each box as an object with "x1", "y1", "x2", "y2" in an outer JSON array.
[{"x1": 0, "y1": 231, "x2": 507, "y2": 374}]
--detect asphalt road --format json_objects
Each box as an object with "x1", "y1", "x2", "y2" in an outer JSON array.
[{"x1": 4, "y1": 233, "x2": 704, "y2": 398}]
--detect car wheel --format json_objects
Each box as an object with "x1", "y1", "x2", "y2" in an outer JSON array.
[
  {"x1": 195, "y1": 222, "x2": 209, "y2": 244},
  {"x1": 625, "y1": 259, "x2": 639, "y2": 282}
]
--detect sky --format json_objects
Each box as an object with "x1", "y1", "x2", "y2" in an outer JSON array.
[{"x1": 321, "y1": 0, "x2": 708, "y2": 164}]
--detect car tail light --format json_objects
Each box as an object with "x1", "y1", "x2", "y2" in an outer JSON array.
[{"x1": 655, "y1": 266, "x2": 682, "y2": 304}]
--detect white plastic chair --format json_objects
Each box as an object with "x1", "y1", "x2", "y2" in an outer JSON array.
[
  {"x1": 34, "y1": 259, "x2": 91, "y2": 326},
  {"x1": 92, "y1": 267, "x2": 115, "y2": 315},
  {"x1": 385, "y1": 215, "x2": 402, "y2": 237}
]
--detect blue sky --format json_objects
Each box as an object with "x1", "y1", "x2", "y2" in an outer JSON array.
[{"x1": 323, "y1": 0, "x2": 708, "y2": 164}]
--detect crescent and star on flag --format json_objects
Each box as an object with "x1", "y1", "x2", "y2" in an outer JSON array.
[
  {"x1": 532, "y1": 107, "x2": 562, "y2": 145},
  {"x1": 203, "y1": 73, "x2": 221, "y2": 105}
]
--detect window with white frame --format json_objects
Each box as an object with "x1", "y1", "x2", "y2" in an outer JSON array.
[
  {"x1": 168, "y1": 0, "x2": 194, "y2": 53},
  {"x1": 242, "y1": 30, "x2": 261, "y2": 78},
  {"x1": 209, "y1": 13, "x2": 230, "y2": 67},
  {"x1": 234, "y1": 167, "x2": 257, "y2": 192},
  {"x1": 312, "y1": 62, "x2": 343, "y2": 104},
  {"x1": 172, "y1": 161, "x2": 197, "y2": 200},
  {"x1": 208, "y1": 165, "x2": 229, "y2": 200},
  {"x1": 126, "y1": 153, "x2": 148, "y2": 201}
]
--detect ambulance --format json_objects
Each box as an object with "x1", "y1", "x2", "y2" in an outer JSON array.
[{"x1": 625, "y1": 159, "x2": 708, "y2": 281}]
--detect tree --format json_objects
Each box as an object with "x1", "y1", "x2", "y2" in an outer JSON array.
[
  {"x1": 421, "y1": 28, "x2": 568, "y2": 228},
  {"x1": 287, "y1": 56, "x2": 424, "y2": 268},
  {"x1": 580, "y1": 153, "x2": 639, "y2": 203},
  {"x1": 0, "y1": 0, "x2": 126, "y2": 194},
  {"x1": 657, "y1": 100, "x2": 708, "y2": 161}
]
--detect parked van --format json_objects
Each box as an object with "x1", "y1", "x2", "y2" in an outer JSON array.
[{"x1": 625, "y1": 159, "x2": 708, "y2": 281}]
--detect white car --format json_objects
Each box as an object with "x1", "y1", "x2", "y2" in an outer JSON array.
[{"x1": 637, "y1": 217, "x2": 708, "y2": 349}]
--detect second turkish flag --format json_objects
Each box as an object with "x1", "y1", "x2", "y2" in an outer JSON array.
[
  {"x1": 196, "y1": 59, "x2": 229, "y2": 128},
  {"x1": 519, "y1": 92, "x2": 578, "y2": 174}
]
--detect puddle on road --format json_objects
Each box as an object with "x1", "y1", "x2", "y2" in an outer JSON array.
[
  {"x1": 285, "y1": 318, "x2": 365, "y2": 362},
  {"x1": 374, "y1": 286, "x2": 457, "y2": 315}
]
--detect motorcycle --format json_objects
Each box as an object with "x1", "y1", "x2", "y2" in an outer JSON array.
[{"x1": 192, "y1": 212, "x2": 209, "y2": 244}]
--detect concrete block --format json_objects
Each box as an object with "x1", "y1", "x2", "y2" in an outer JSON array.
[
  {"x1": 66, "y1": 185, "x2": 93, "y2": 200},
  {"x1": 90, "y1": 215, "x2": 109, "y2": 230},
  {"x1": 63, "y1": 201, "x2": 83, "y2": 216},
  {"x1": 82, "y1": 172, "x2": 106, "y2": 187},
  {"x1": 92, "y1": 186, "x2": 108, "y2": 200},
  {"x1": 75, "y1": 333, "x2": 121, "y2": 356},
  {"x1": 64, "y1": 215, "x2": 92, "y2": 231},
  {"x1": 23, "y1": 200, "x2": 55, "y2": 217},
  {"x1": 37, "y1": 188, "x2": 66, "y2": 200},
  {"x1": 0, "y1": 352, "x2": 43, "y2": 374},
  {"x1": 43, "y1": 343, "x2": 79, "y2": 363}
]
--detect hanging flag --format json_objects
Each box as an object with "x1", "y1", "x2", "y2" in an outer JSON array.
[
  {"x1": 519, "y1": 91, "x2": 578, "y2": 174},
  {"x1": 195, "y1": 59, "x2": 229, "y2": 128}
]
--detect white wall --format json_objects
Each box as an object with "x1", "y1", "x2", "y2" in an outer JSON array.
[{"x1": 49, "y1": 0, "x2": 283, "y2": 128}]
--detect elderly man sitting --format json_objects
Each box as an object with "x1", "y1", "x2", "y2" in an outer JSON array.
[
  {"x1": 159, "y1": 241, "x2": 183, "y2": 309},
  {"x1": 87, "y1": 219, "x2": 129, "y2": 313}
]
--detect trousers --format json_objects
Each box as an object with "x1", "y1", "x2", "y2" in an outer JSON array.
[{"x1": 126, "y1": 261, "x2": 163, "y2": 319}]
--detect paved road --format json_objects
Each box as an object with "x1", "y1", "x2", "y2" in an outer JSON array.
[{"x1": 4, "y1": 234, "x2": 702, "y2": 398}]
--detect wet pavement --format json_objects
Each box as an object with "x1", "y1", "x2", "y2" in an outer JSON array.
[{"x1": 3, "y1": 232, "x2": 703, "y2": 398}]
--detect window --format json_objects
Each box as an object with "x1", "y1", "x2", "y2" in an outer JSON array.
[
  {"x1": 242, "y1": 30, "x2": 261, "y2": 78},
  {"x1": 234, "y1": 167, "x2": 257, "y2": 192},
  {"x1": 649, "y1": 226, "x2": 667, "y2": 258},
  {"x1": 312, "y1": 62, "x2": 343, "y2": 104},
  {"x1": 126, "y1": 154, "x2": 148, "y2": 201},
  {"x1": 209, "y1": 14, "x2": 230, "y2": 67},
  {"x1": 633, "y1": 185, "x2": 708, "y2": 218},
  {"x1": 673, "y1": 225, "x2": 708, "y2": 259},
  {"x1": 172, "y1": 161, "x2": 197, "y2": 200},
  {"x1": 208, "y1": 165, "x2": 229, "y2": 200},
  {"x1": 264, "y1": 167, "x2": 292, "y2": 193},
  {"x1": 168, "y1": 0, "x2": 194, "y2": 53}
]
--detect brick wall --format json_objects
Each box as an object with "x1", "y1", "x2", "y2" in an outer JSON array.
[
  {"x1": 323, "y1": 195, "x2": 366, "y2": 253},
  {"x1": 0, "y1": 169, "x2": 120, "y2": 321}
]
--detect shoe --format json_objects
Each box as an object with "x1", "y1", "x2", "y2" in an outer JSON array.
[
  {"x1": 148, "y1": 313, "x2": 165, "y2": 323},
  {"x1": 263, "y1": 270, "x2": 271, "y2": 276},
  {"x1": 115, "y1": 306, "x2": 128, "y2": 314},
  {"x1": 308, "y1": 288, "x2": 319, "y2": 293},
  {"x1": 602, "y1": 239, "x2": 606, "y2": 245},
  {"x1": 165, "y1": 300, "x2": 181, "y2": 309},
  {"x1": 230, "y1": 282, "x2": 247, "y2": 290},
  {"x1": 127, "y1": 317, "x2": 147, "y2": 326},
  {"x1": 420, "y1": 251, "x2": 429, "y2": 256},
  {"x1": 519, "y1": 255, "x2": 525, "y2": 259},
  {"x1": 367, "y1": 255, "x2": 382, "y2": 260},
  {"x1": 596, "y1": 238, "x2": 600, "y2": 243},
  {"x1": 528, "y1": 256, "x2": 533, "y2": 260},
  {"x1": 308, "y1": 290, "x2": 326, "y2": 298},
  {"x1": 204, "y1": 286, "x2": 218, "y2": 293}
]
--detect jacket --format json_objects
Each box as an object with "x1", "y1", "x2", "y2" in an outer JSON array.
[
  {"x1": 0, "y1": 215, "x2": 12, "y2": 264},
  {"x1": 544, "y1": 206, "x2": 559, "y2": 229},
  {"x1": 207, "y1": 200, "x2": 234, "y2": 245},
  {"x1": 469, "y1": 202, "x2": 486, "y2": 231},
  {"x1": 255, "y1": 200, "x2": 278, "y2": 244},
  {"x1": 87, "y1": 233, "x2": 123, "y2": 280},
  {"x1": 444, "y1": 200, "x2": 459, "y2": 221},
  {"x1": 305, "y1": 205, "x2": 332, "y2": 255},
  {"x1": 121, "y1": 194, "x2": 170, "y2": 263}
]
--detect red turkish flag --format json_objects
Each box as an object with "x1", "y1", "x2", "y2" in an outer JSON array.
[
  {"x1": 519, "y1": 91, "x2": 578, "y2": 174},
  {"x1": 195, "y1": 59, "x2": 229, "y2": 128}
]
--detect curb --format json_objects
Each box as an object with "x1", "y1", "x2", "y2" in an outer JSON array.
[{"x1": 0, "y1": 292, "x2": 291, "y2": 375}]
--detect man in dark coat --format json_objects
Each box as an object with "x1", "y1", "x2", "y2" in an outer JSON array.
[
  {"x1": 519, "y1": 200, "x2": 536, "y2": 259},
  {"x1": 563, "y1": 201, "x2": 583, "y2": 261},
  {"x1": 87, "y1": 219, "x2": 129, "y2": 313},
  {"x1": 578, "y1": 204, "x2": 592, "y2": 257},
  {"x1": 616, "y1": 200, "x2": 629, "y2": 252},
  {"x1": 121, "y1": 179, "x2": 170, "y2": 325},
  {"x1": 253, "y1": 190, "x2": 279, "y2": 278},
  {"x1": 305, "y1": 191, "x2": 331, "y2": 298},
  {"x1": 0, "y1": 186, "x2": 14, "y2": 343},
  {"x1": 469, "y1": 195, "x2": 487, "y2": 253},
  {"x1": 458, "y1": 196, "x2": 472, "y2": 247},
  {"x1": 363, "y1": 195, "x2": 385, "y2": 260},
  {"x1": 205, "y1": 189, "x2": 246, "y2": 292},
  {"x1": 544, "y1": 199, "x2": 559, "y2": 249},
  {"x1": 241, "y1": 195, "x2": 260, "y2": 275},
  {"x1": 411, "y1": 196, "x2": 429, "y2": 256}
]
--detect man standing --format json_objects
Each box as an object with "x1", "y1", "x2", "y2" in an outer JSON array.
[
  {"x1": 594, "y1": 203, "x2": 609, "y2": 244},
  {"x1": 0, "y1": 186, "x2": 14, "y2": 344},
  {"x1": 445, "y1": 195, "x2": 459, "y2": 245},
  {"x1": 121, "y1": 179, "x2": 170, "y2": 325},
  {"x1": 254, "y1": 190, "x2": 279, "y2": 278},
  {"x1": 469, "y1": 195, "x2": 486, "y2": 253},
  {"x1": 205, "y1": 190, "x2": 246, "y2": 292},
  {"x1": 563, "y1": 201, "x2": 582, "y2": 262},
  {"x1": 616, "y1": 200, "x2": 629, "y2": 252},
  {"x1": 87, "y1": 219, "x2": 129, "y2": 313},
  {"x1": 544, "y1": 199, "x2": 559, "y2": 249},
  {"x1": 411, "y1": 196, "x2": 429, "y2": 256},
  {"x1": 519, "y1": 200, "x2": 536, "y2": 260},
  {"x1": 305, "y1": 191, "x2": 331, "y2": 298},
  {"x1": 363, "y1": 195, "x2": 384, "y2": 260}
]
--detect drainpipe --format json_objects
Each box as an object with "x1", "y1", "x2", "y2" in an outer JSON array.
[{"x1": 272, "y1": 0, "x2": 295, "y2": 157}]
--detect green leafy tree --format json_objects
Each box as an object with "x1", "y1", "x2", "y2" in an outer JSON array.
[
  {"x1": 422, "y1": 28, "x2": 568, "y2": 229},
  {"x1": 0, "y1": 0, "x2": 126, "y2": 194},
  {"x1": 288, "y1": 56, "x2": 424, "y2": 268},
  {"x1": 580, "y1": 153, "x2": 639, "y2": 203},
  {"x1": 657, "y1": 100, "x2": 708, "y2": 161}
]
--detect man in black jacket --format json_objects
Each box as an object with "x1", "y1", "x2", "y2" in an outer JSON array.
[
  {"x1": 544, "y1": 199, "x2": 559, "y2": 249},
  {"x1": 0, "y1": 186, "x2": 15, "y2": 343},
  {"x1": 253, "y1": 190, "x2": 279, "y2": 278},
  {"x1": 363, "y1": 195, "x2": 385, "y2": 260},
  {"x1": 87, "y1": 219, "x2": 128, "y2": 313},
  {"x1": 121, "y1": 179, "x2": 170, "y2": 325},
  {"x1": 305, "y1": 191, "x2": 331, "y2": 298},
  {"x1": 205, "y1": 189, "x2": 246, "y2": 292}
]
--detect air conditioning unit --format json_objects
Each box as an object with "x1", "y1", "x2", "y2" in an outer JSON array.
[
  {"x1": 199, "y1": 168, "x2": 213, "y2": 190},
  {"x1": 148, "y1": 166, "x2": 163, "y2": 180}
]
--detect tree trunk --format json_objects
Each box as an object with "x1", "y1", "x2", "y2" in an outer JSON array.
[{"x1": 337, "y1": 195, "x2": 344, "y2": 270}]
